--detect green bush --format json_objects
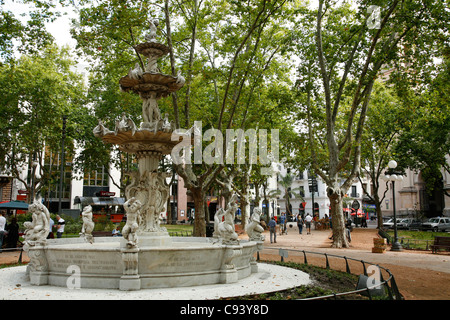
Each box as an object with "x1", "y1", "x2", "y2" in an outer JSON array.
[{"x1": 14, "y1": 211, "x2": 124, "y2": 236}]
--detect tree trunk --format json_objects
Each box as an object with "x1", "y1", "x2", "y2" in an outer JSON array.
[
  {"x1": 192, "y1": 188, "x2": 206, "y2": 237},
  {"x1": 374, "y1": 194, "x2": 384, "y2": 229},
  {"x1": 328, "y1": 186, "x2": 350, "y2": 248},
  {"x1": 240, "y1": 192, "x2": 250, "y2": 231}
]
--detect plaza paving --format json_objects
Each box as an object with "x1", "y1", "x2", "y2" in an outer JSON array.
[{"x1": 259, "y1": 224, "x2": 450, "y2": 300}]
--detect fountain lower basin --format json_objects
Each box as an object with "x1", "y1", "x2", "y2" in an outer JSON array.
[{"x1": 26, "y1": 236, "x2": 262, "y2": 291}]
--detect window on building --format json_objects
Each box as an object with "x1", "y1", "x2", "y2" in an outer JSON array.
[
  {"x1": 84, "y1": 166, "x2": 109, "y2": 186},
  {"x1": 299, "y1": 186, "x2": 305, "y2": 197},
  {"x1": 41, "y1": 150, "x2": 72, "y2": 200},
  {"x1": 351, "y1": 185, "x2": 357, "y2": 198}
]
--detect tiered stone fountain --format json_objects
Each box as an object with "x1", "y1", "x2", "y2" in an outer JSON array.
[{"x1": 23, "y1": 20, "x2": 264, "y2": 291}]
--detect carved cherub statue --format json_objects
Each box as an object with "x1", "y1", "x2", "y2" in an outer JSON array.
[
  {"x1": 217, "y1": 194, "x2": 239, "y2": 244},
  {"x1": 115, "y1": 112, "x2": 137, "y2": 135},
  {"x1": 161, "y1": 113, "x2": 172, "y2": 132},
  {"x1": 80, "y1": 205, "x2": 95, "y2": 243},
  {"x1": 141, "y1": 92, "x2": 161, "y2": 124},
  {"x1": 24, "y1": 202, "x2": 50, "y2": 246},
  {"x1": 122, "y1": 197, "x2": 142, "y2": 248},
  {"x1": 93, "y1": 119, "x2": 113, "y2": 137},
  {"x1": 145, "y1": 19, "x2": 159, "y2": 42},
  {"x1": 128, "y1": 62, "x2": 143, "y2": 80},
  {"x1": 246, "y1": 208, "x2": 265, "y2": 241},
  {"x1": 175, "y1": 70, "x2": 185, "y2": 88}
]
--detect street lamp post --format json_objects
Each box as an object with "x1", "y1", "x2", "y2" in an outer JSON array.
[
  {"x1": 382, "y1": 160, "x2": 403, "y2": 251},
  {"x1": 308, "y1": 173, "x2": 317, "y2": 217},
  {"x1": 58, "y1": 115, "x2": 67, "y2": 216},
  {"x1": 30, "y1": 157, "x2": 38, "y2": 203}
]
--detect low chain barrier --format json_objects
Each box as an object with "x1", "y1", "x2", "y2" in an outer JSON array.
[{"x1": 258, "y1": 247, "x2": 403, "y2": 300}]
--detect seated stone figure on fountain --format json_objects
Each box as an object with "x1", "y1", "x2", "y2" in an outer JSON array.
[
  {"x1": 122, "y1": 197, "x2": 142, "y2": 248},
  {"x1": 80, "y1": 205, "x2": 95, "y2": 243},
  {"x1": 217, "y1": 194, "x2": 240, "y2": 244},
  {"x1": 246, "y1": 208, "x2": 265, "y2": 242},
  {"x1": 128, "y1": 62, "x2": 143, "y2": 80},
  {"x1": 93, "y1": 119, "x2": 113, "y2": 137},
  {"x1": 24, "y1": 202, "x2": 51, "y2": 247},
  {"x1": 115, "y1": 112, "x2": 138, "y2": 135},
  {"x1": 141, "y1": 92, "x2": 161, "y2": 127}
]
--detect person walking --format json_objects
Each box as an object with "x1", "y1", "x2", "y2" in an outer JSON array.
[
  {"x1": 268, "y1": 217, "x2": 277, "y2": 243},
  {"x1": 47, "y1": 217, "x2": 55, "y2": 239},
  {"x1": 0, "y1": 212, "x2": 6, "y2": 252},
  {"x1": 5, "y1": 217, "x2": 19, "y2": 249},
  {"x1": 280, "y1": 212, "x2": 286, "y2": 235},
  {"x1": 297, "y1": 214, "x2": 304, "y2": 234},
  {"x1": 305, "y1": 213, "x2": 312, "y2": 235},
  {"x1": 55, "y1": 215, "x2": 65, "y2": 238}
]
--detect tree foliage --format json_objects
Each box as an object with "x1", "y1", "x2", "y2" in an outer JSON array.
[
  {"x1": 0, "y1": 44, "x2": 86, "y2": 200},
  {"x1": 290, "y1": 0, "x2": 448, "y2": 247}
]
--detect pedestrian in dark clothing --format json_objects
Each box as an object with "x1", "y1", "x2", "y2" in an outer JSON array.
[
  {"x1": 297, "y1": 215, "x2": 303, "y2": 234},
  {"x1": 268, "y1": 217, "x2": 277, "y2": 243},
  {"x1": 5, "y1": 218, "x2": 19, "y2": 249}
]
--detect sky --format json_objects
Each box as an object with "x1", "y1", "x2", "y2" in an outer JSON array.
[
  {"x1": 2, "y1": 0, "x2": 89, "y2": 74},
  {"x1": 3, "y1": 0, "x2": 77, "y2": 46}
]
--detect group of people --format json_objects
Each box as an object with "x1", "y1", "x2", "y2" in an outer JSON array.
[
  {"x1": 267, "y1": 212, "x2": 314, "y2": 243},
  {"x1": 0, "y1": 211, "x2": 66, "y2": 252}
]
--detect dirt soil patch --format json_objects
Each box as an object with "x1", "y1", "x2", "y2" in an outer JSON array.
[{"x1": 346, "y1": 229, "x2": 450, "y2": 300}]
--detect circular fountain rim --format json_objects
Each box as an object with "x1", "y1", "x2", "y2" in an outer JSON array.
[{"x1": 0, "y1": 262, "x2": 311, "y2": 300}]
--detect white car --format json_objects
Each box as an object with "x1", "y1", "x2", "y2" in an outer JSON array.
[
  {"x1": 421, "y1": 217, "x2": 450, "y2": 232},
  {"x1": 397, "y1": 218, "x2": 413, "y2": 230},
  {"x1": 382, "y1": 218, "x2": 402, "y2": 229}
]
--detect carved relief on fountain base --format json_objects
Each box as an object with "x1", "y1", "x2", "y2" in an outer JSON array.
[{"x1": 125, "y1": 170, "x2": 170, "y2": 236}]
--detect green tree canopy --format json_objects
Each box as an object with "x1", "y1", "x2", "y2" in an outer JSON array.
[{"x1": 0, "y1": 44, "x2": 86, "y2": 201}]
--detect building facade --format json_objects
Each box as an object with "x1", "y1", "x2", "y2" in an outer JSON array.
[
  {"x1": 275, "y1": 165, "x2": 373, "y2": 221},
  {"x1": 380, "y1": 157, "x2": 450, "y2": 218}
]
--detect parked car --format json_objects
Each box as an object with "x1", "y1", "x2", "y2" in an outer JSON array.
[
  {"x1": 397, "y1": 218, "x2": 414, "y2": 230},
  {"x1": 421, "y1": 217, "x2": 450, "y2": 232},
  {"x1": 407, "y1": 219, "x2": 423, "y2": 231},
  {"x1": 382, "y1": 218, "x2": 402, "y2": 229}
]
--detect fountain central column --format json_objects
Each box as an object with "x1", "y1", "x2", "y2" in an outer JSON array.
[{"x1": 94, "y1": 20, "x2": 185, "y2": 247}]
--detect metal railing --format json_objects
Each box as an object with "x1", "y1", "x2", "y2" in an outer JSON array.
[
  {"x1": 2, "y1": 242, "x2": 402, "y2": 300},
  {"x1": 168, "y1": 231, "x2": 193, "y2": 237},
  {"x1": 258, "y1": 247, "x2": 403, "y2": 300}
]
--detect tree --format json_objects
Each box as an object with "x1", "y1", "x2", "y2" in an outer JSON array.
[
  {"x1": 277, "y1": 172, "x2": 304, "y2": 220},
  {"x1": 164, "y1": 0, "x2": 294, "y2": 236},
  {"x1": 393, "y1": 52, "x2": 450, "y2": 198},
  {"x1": 0, "y1": 1, "x2": 58, "y2": 63},
  {"x1": 359, "y1": 81, "x2": 403, "y2": 229},
  {"x1": 69, "y1": 0, "x2": 158, "y2": 189},
  {"x1": 69, "y1": 0, "x2": 295, "y2": 236},
  {"x1": 0, "y1": 45, "x2": 86, "y2": 202}
]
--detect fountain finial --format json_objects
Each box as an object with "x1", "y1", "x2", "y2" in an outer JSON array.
[{"x1": 145, "y1": 19, "x2": 159, "y2": 42}]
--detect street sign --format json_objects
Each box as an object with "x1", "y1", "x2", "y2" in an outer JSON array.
[{"x1": 99, "y1": 191, "x2": 115, "y2": 197}]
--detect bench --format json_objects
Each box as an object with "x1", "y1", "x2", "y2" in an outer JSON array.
[{"x1": 431, "y1": 236, "x2": 450, "y2": 254}]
